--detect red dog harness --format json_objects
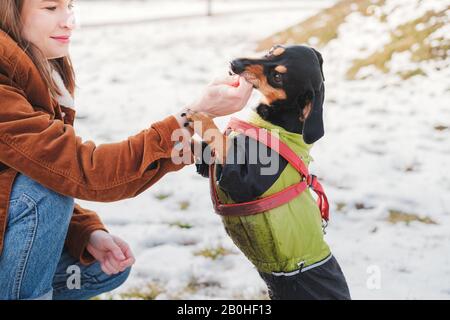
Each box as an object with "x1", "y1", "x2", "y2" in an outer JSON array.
[{"x1": 209, "y1": 117, "x2": 330, "y2": 224}]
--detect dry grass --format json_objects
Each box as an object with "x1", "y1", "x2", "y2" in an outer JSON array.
[
  {"x1": 256, "y1": 0, "x2": 386, "y2": 52},
  {"x1": 169, "y1": 221, "x2": 194, "y2": 229},
  {"x1": 347, "y1": 7, "x2": 449, "y2": 79},
  {"x1": 119, "y1": 282, "x2": 165, "y2": 300},
  {"x1": 154, "y1": 192, "x2": 172, "y2": 200},
  {"x1": 397, "y1": 68, "x2": 427, "y2": 80},
  {"x1": 232, "y1": 290, "x2": 270, "y2": 300},
  {"x1": 387, "y1": 209, "x2": 438, "y2": 225},
  {"x1": 184, "y1": 276, "x2": 222, "y2": 294},
  {"x1": 257, "y1": 0, "x2": 448, "y2": 81},
  {"x1": 434, "y1": 125, "x2": 449, "y2": 131},
  {"x1": 194, "y1": 245, "x2": 235, "y2": 260},
  {"x1": 335, "y1": 202, "x2": 347, "y2": 212},
  {"x1": 178, "y1": 200, "x2": 190, "y2": 210}
]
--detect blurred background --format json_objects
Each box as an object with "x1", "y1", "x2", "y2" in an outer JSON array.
[{"x1": 72, "y1": 0, "x2": 450, "y2": 299}]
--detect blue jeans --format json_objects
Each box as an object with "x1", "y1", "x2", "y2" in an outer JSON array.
[{"x1": 0, "y1": 173, "x2": 130, "y2": 300}]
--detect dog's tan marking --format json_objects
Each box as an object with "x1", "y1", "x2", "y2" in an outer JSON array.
[
  {"x1": 244, "y1": 64, "x2": 287, "y2": 105},
  {"x1": 299, "y1": 102, "x2": 312, "y2": 122},
  {"x1": 272, "y1": 47, "x2": 285, "y2": 56},
  {"x1": 274, "y1": 65, "x2": 287, "y2": 73}
]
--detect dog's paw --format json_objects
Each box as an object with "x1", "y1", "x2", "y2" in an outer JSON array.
[
  {"x1": 185, "y1": 110, "x2": 218, "y2": 132},
  {"x1": 195, "y1": 163, "x2": 210, "y2": 178},
  {"x1": 192, "y1": 141, "x2": 212, "y2": 178}
]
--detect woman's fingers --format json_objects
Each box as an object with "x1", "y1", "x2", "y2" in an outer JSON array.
[
  {"x1": 237, "y1": 76, "x2": 253, "y2": 94},
  {"x1": 104, "y1": 238, "x2": 126, "y2": 261},
  {"x1": 104, "y1": 235, "x2": 136, "y2": 272},
  {"x1": 101, "y1": 251, "x2": 131, "y2": 275},
  {"x1": 119, "y1": 258, "x2": 135, "y2": 271},
  {"x1": 191, "y1": 74, "x2": 254, "y2": 117},
  {"x1": 101, "y1": 260, "x2": 114, "y2": 275},
  {"x1": 113, "y1": 236, "x2": 135, "y2": 262},
  {"x1": 104, "y1": 256, "x2": 120, "y2": 275},
  {"x1": 224, "y1": 76, "x2": 252, "y2": 97},
  {"x1": 235, "y1": 77, "x2": 254, "y2": 110},
  {"x1": 106, "y1": 252, "x2": 122, "y2": 273},
  {"x1": 123, "y1": 246, "x2": 135, "y2": 263},
  {"x1": 211, "y1": 74, "x2": 239, "y2": 86}
]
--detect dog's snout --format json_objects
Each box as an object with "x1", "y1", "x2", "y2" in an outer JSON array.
[{"x1": 230, "y1": 59, "x2": 251, "y2": 75}]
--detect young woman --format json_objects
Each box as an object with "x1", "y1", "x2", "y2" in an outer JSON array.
[{"x1": 0, "y1": 0, "x2": 253, "y2": 300}]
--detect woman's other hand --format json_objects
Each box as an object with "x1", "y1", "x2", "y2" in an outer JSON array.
[{"x1": 86, "y1": 230, "x2": 136, "y2": 275}]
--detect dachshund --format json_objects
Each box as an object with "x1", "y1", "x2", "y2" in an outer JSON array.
[{"x1": 185, "y1": 45, "x2": 350, "y2": 300}]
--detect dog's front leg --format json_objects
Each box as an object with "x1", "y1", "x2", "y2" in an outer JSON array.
[{"x1": 185, "y1": 111, "x2": 229, "y2": 164}]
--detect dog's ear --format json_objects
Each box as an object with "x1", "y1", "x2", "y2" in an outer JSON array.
[
  {"x1": 312, "y1": 48, "x2": 325, "y2": 81},
  {"x1": 301, "y1": 48, "x2": 325, "y2": 144},
  {"x1": 302, "y1": 84, "x2": 325, "y2": 144}
]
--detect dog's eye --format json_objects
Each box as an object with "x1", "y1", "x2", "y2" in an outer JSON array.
[{"x1": 273, "y1": 73, "x2": 283, "y2": 84}]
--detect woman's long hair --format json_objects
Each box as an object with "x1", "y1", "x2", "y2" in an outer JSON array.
[{"x1": 0, "y1": 0, "x2": 76, "y2": 98}]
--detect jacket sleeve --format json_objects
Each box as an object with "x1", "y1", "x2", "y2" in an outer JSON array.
[
  {"x1": 0, "y1": 83, "x2": 191, "y2": 202},
  {"x1": 65, "y1": 203, "x2": 108, "y2": 265}
]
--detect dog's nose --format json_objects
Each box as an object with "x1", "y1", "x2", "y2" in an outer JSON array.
[{"x1": 230, "y1": 59, "x2": 250, "y2": 74}]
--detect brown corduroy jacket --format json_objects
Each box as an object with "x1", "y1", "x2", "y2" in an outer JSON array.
[{"x1": 0, "y1": 30, "x2": 187, "y2": 265}]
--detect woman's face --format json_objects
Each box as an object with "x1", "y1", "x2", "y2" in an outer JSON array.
[{"x1": 21, "y1": 0, "x2": 76, "y2": 60}]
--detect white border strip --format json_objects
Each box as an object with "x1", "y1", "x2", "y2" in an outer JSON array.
[{"x1": 271, "y1": 254, "x2": 333, "y2": 277}]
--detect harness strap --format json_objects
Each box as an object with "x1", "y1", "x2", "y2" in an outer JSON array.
[{"x1": 209, "y1": 117, "x2": 329, "y2": 222}]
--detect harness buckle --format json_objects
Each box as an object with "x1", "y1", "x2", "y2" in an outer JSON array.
[
  {"x1": 297, "y1": 260, "x2": 306, "y2": 273},
  {"x1": 307, "y1": 174, "x2": 317, "y2": 188},
  {"x1": 322, "y1": 219, "x2": 328, "y2": 235}
]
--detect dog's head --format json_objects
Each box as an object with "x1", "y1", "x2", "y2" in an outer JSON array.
[{"x1": 230, "y1": 45, "x2": 325, "y2": 144}]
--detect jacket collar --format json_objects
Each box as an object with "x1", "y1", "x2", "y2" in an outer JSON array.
[{"x1": 0, "y1": 29, "x2": 53, "y2": 112}]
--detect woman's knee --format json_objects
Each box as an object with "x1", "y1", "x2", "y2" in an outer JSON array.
[
  {"x1": 96, "y1": 266, "x2": 132, "y2": 292},
  {"x1": 88, "y1": 264, "x2": 131, "y2": 296},
  {"x1": 2, "y1": 175, "x2": 74, "y2": 300},
  {"x1": 116, "y1": 267, "x2": 132, "y2": 287},
  {"x1": 40, "y1": 191, "x2": 74, "y2": 222},
  {"x1": 11, "y1": 174, "x2": 74, "y2": 222},
  {"x1": 52, "y1": 265, "x2": 132, "y2": 300}
]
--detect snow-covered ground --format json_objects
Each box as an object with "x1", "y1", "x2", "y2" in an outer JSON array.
[{"x1": 70, "y1": 0, "x2": 450, "y2": 299}]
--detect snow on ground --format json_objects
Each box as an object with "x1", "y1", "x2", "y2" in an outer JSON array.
[{"x1": 70, "y1": 0, "x2": 450, "y2": 299}]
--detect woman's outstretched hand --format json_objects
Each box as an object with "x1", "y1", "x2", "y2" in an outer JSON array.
[
  {"x1": 189, "y1": 75, "x2": 253, "y2": 118},
  {"x1": 87, "y1": 230, "x2": 135, "y2": 275}
]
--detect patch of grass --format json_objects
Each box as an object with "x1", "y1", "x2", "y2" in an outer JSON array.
[
  {"x1": 387, "y1": 209, "x2": 438, "y2": 225},
  {"x1": 232, "y1": 290, "x2": 270, "y2": 300},
  {"x1": 434, "y1": 125, "x2": 449, "y2": 131},
  {"x1": 119, "y1": 282, "x2": 165, "y2": 300},
  {"x1": 256, "y1": 0, "x2": 386, "y2": 51},
  {"x1": 179, "y1": 200, "x2": 190, "y2": 211},
  {"x1": 185, "y1": 276, "x2": 222, "y2": 294},
  {"x1": 404, "y1": 165, "x2": 417, "y2": 173},
  {"x1": 154, "y1": 192, "x2": 172, "y2": 200},
  {"x1": 169, "y1": 221, "x2": 194, "y2": 229},
  {"x1": 257, "y1": 0, "x2": 448, "y2": 80},
  {"x1": 397, "y1": 68, "x2": 427, "y2": 80},
  {"x1": 90, "y1": 293, "x2": 116, "y2": 300},
  {"x1": 335, "y1": 202, "x2": 347, "y2": 212},
  {"x1": 355, "y1": 202, "x2": 375, "y2": 210},
  {"x1": 194, "y1": 245, "x2": 235, "y2": 260},
  {"x1": 166, "y1": 276, "x2": 223, "y2": 299},
  {"x1": 347, "y1": 7, "x2": 449, "y2": 79}
]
